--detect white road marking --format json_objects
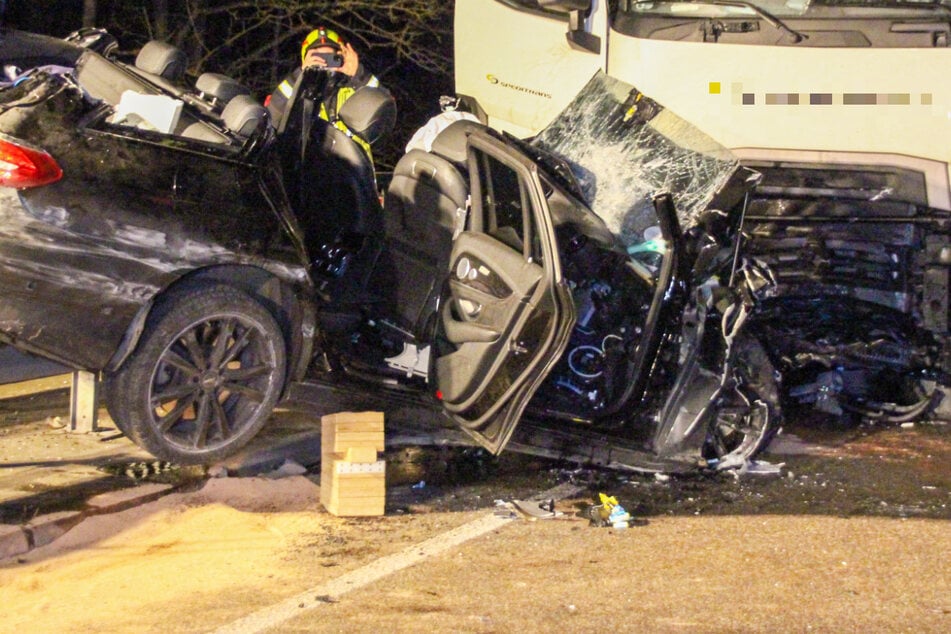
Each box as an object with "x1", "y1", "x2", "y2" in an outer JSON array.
[{"x1": 210, "y1": 482, "x2": 583, "y2": 634}]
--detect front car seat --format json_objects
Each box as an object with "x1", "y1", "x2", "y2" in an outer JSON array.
[{"x1": 375, "y1": 121, "x2": 481, "y2": 337}]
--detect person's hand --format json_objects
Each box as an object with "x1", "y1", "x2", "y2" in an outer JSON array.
[
  {"x1": 301, "y1": 43, "x2": 358, "y2": 76},
  {"x1": 339, "y1": 42, "x2": 359, "y2": 77}
]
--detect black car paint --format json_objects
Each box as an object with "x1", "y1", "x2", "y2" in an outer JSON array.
[
  {"x1": 0, "y1": 32, "x2": 776, "y2": 469},
  {"x1": 3, "y1": 29, "x2": 947, "y2": 470},
  {"x1": 1, "y1": 70, "x2": 310, "y2": 372}
]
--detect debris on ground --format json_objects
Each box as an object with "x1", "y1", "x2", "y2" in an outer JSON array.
[
  {"x1": 587, "y1": 493, "x2": 635, "y2": 529},
  {"x1": 207, "y1": 465, "x2": 229, "y2": 479},
  {"x1": 511, "y1": 498, "x2": 560, "y2": 520},
  {"x1": 711, "y1": 454, "x2": 785, "y2": 476},
  {"x1": 98, "y1": 460, "x2": 179, "y2": 480},
  {"x1": 736, "y1": 460, "x2": 785, "y2": 477},
  {"x1": 265, "y1": 459, "x2": 308, "y2": 479}
]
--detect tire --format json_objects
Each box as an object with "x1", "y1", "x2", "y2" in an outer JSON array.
[
  {"x1": 103, "y1": 284, "x2": 286, "y2": 465},
  {"x1": 703, "y1": 334, "x2": 781, "y2": 467},
  {"x1": 102, "y1": 370, "x2": 132, "y2": 436}
]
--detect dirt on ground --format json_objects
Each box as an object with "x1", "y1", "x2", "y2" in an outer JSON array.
[{"x1": 0, "y1": 389, "x2": 949, "y2": 632}]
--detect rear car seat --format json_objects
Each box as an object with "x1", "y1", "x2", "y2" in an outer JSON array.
[
  {"x1": 133, "y1": 40, "x2": 187, "y2": 94},
  {"x1": 221, "y1": 94, "x2": 268, "y2": 139},
  {"x1": 195, "y1": 72, "x2": 251, "y2": 112}
]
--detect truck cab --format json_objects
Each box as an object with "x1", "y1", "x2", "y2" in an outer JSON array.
[
  {"x1": 455, "y1": 0, "x2": 951, "y2": 425},
  {"x1": 454, "y1": 0, "x2": 951, "y2": 209}
]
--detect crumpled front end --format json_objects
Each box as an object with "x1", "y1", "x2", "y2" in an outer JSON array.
[
  {"x1": 523, "y1": 72, "x2": 774, "y2": 468},
  {"x1": 741, "y1": 161, "x2": 951, "y2": 423}
]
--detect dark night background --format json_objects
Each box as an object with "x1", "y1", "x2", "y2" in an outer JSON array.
[{"x1": 0, "y1": 0, "x2": 456, "y2": 168}]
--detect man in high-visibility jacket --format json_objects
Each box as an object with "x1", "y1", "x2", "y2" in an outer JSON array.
[{"x1": 265, "y1": 26, "x2": 385, "y2": 161}]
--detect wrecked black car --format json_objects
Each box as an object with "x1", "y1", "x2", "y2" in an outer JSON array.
[{"x1": 1, "y1": 29, "x2": 947, "y2": 472}]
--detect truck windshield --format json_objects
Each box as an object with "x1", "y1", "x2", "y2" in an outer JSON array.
[{"x1": 618, "y1": 0, "x2": 951, "y2": 18}]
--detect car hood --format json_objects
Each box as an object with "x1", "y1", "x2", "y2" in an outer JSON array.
[{"x1": 530, "y1": 71, "x2": 748, "y2": 249}]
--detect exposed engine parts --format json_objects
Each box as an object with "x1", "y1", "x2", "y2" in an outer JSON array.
[
  {"x1": 742, "y1": 160, "x2": 951, "y2": 425},
  {"x1": 537, "y1": 227, "x2": 652, "y2": 419}
]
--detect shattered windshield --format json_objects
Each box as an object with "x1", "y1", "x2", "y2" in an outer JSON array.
[{"x1": 530, "y1": 72, "x2": 738, "y2": 248}]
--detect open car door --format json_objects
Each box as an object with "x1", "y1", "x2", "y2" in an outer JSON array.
[{"x1": 433, "y1": 131, "x2": 576, "y2": 453}]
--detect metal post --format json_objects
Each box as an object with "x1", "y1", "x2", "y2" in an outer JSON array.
[{"x1": 69, "y1": 371, "x2": 99, "y2": 433}]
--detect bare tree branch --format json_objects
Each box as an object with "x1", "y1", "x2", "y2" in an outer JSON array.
[{"x1": 103, "y1": 1, "x2": 454, "y2": 168}]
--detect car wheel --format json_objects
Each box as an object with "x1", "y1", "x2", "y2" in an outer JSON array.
[
  {"x1": 104, "y1": 284, "x2": 286, "y2": 465},
  {"x1": 704, "y1": 334, "x2": 780, "y2": 468},
  {"x1": 102, "y1": 370, "x2": 132, "y2": 436}
]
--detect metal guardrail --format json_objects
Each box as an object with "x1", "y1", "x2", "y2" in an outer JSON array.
[{"x1": 0, "y1": 346, "x2": 100, "y2": 432}]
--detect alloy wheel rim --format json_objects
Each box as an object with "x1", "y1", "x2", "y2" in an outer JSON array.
[{"x1": 148, "y1": 314, "x2": 278, "y2": 452}]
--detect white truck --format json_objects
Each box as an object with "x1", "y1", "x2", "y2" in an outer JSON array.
[
  {"x1": 454, "y1": 0, "x2": 951, "y2": 210},
  {"x1": 453, "y1": 0, "x2": 951, "y2": 422}
]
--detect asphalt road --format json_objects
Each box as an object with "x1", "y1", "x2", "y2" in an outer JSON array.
[{"x1": 0, "y1": 387, "x2": 949, "y2": 632}]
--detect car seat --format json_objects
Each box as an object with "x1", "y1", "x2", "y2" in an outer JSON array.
[
  {"x1": 133, "y1": 40, "x2": 187, "y2": 94},
  {"x1": 429, "y1": 119, "x2": 484, "y2": 166},
  {"x1": 221, "y1": 94, "x2": 269, "y2": 139},
  {"x1": 375, "y1": 120, "x2": 481, "y2": 338},
  {"x1": 194, "y1": 72, "x2": 251, "y2": 115}
]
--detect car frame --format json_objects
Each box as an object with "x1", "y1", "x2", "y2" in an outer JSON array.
[{"x1": 2, "y1": 28, "x2": 945, "y2": 473}]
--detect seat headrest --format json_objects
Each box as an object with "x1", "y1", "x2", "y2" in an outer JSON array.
[
  {"x1": 336, "y1": 86, "x2": 397, "y2": 145},
  {"x1": 222, "y1": 94, "x2": 268, "y2": 138},
  {"x1": 195, "y1": 72, "x2": 250, "y2": 107},
  {"x1": 430, "y1": 119, "x2": 484, "y2": 165},
  {"x1": 135, "y1": 41, "x2": 187, "y2": 81}
]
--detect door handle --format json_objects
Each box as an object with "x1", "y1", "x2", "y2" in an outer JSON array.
[{"x1": 458, "y1": 298, "x2": 482, "y2": 318}]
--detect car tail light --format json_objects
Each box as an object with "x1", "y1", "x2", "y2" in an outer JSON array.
[{"x1": 0, "y1": 136, "x2": 63, "y2": 189}]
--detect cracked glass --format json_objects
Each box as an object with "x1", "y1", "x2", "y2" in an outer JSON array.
[{"x1": 531, "y1": 71, "x2": 739, "y2": 249}]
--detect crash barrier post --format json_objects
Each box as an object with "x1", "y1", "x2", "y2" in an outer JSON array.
[
  {"x1": 320, "y1": 411, "x2": 385, "y2": 516},
  {"x1": 68, "y1": 371, "x2": 99, "y2": 433}
]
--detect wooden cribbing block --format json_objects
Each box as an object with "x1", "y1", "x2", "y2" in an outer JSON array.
[
  {"x1": 320, "y1": 411, "x2": 385, "y2": 516},
  {"x1": 345, "y1": 446, "x2": 379, "y2": 463},
  {"x1": 321, "y1": 411, "x2": 385, "y2": 454}
]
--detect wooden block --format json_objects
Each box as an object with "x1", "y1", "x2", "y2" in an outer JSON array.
[
  {"x1": 321, "y1": 411, "x2": 385, "y2": 454},
  {"x1": 327, "y1": 431, "x2": 384, "y2": 453},
  {"x1": 325, "y1": 419, "x2": 385, "y2": 432},
  {"x1": 322, "y1": 428, "x2": 384, "y2": 447},
  {"x1": 345, "y1": 446, "x2": 379, "y2": 463},
  {"x1": 321, "y1": 461, "x2": 385, "y2": 515},
  {"x1": 322, "y1": 411, "x2": 384, "y2": 425},
  {"x1": 332, "y1": 480, "x2": 384, "y2": 499},
  {"x1": 320, "y1": 411, "x2": 386, "y2": 516}
]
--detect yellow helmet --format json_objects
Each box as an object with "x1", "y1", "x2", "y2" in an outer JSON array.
[{"x1": 301, "y1": 27, "x2": 342, "y2": 63}]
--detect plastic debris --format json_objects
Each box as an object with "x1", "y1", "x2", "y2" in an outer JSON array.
[
  {"x1": 207, "y1": 465, "x2": 229, "y2": 479},
  {"x1": 739, "y1": 460, "x2": 784, "y2": 476},
  {"x1": 412, "y1": 480, "x2": 426, "y2": 489},
  {"x1": 492, "y1": 501, "x2": 519, "y2": 519},
  {"x1": 46, "y1": 416, "x2": 65, "y2": 429},
  {"x1": 588, "y1": 493, "x2": 632, "y2": 528}
]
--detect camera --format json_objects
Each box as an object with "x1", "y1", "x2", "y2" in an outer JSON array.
[{"x1": 311, "y1": 51, "x2": 344, "y2": 69}]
